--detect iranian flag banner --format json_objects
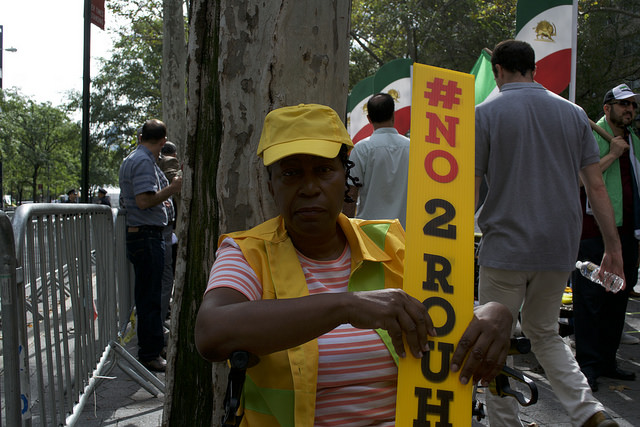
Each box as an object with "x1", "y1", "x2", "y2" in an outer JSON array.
[
  {"x1": 347, "y1": 58, "x2": 413, "y2": 143},
  {"x1": 373, "y1": 58, "x2": 412, "y2": 138},
  {"x1": 515, "y1": 0, "x2": 574, "y2": 94},
  {"x1": 346, "y1": 76, "x2": 374, "y2": 144}
]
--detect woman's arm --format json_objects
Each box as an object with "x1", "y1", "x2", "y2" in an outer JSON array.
[{"x1": 194, "y1": 286, "x2": 435, "y2": 362}]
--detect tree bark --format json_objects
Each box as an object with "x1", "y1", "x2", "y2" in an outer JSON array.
[
  {"x1": 161, "y1": 0, "x2": 187, "y2": 150},
  {"x1": 217, "y1": 0, "x2": 352, "y2": 231},
  {"x1": 162, "y1": 1, "x2": 220, "y2": 426},
  {"x1": 163, "y1": 1, "x2": 351, "y2": 425}
]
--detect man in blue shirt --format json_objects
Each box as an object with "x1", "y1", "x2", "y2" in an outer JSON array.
[
  {"x1": 119, "y1": 119, "x2": 182, "y2": 372},
  {"x1": 345, "y1": 93, "x2": 410, "y2": 228}
]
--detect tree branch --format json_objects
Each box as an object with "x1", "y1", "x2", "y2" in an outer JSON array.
[
  {"x1": 586, "y1": 7, "x2": 640, "y2": 20},
  {"x1": 350, "y1": 31, "x2": 385, "y2": 66}
]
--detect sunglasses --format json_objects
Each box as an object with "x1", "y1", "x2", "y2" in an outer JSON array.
[{"x1": 610, "y1": 99, "x2": 638, "y2": 109}]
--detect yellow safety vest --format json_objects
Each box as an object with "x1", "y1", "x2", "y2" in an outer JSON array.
[{"x1": 219, "y1": 214, "x2": 405, "y2": 427}]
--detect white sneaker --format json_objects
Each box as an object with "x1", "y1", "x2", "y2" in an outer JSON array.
[{"x1": 621, "y1": 332, "x2": 640, "y2": 345}]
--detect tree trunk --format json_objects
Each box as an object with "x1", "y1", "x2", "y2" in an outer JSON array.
[
  {"x1": 161, "y1": 0, "x2": 187, "y2": 150},
  {"x1": 216, "y1": 0, "x2": 352, "y2": 232},
  {"x1": 162, "y1": 0, "x2": 220, "y2": 425},
  {"x1": 31, "y1": 168, "x2": 38, "y2": 203},
  {"x1": 163, "y1": 1, "x2": 351, "y2": 426}
]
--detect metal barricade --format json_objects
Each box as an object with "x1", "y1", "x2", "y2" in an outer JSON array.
[
  {"x1": 0, "y1": 204, "x2": 163, "y2": 426},
  {"x1": 1, "y1": 209, "x2": 22, "y2": 427}
]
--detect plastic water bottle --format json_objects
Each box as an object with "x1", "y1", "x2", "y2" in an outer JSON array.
[{"x1": 575, "y1": 261, "x2": 624, "y2": 293}]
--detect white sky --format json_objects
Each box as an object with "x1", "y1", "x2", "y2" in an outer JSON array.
[{"x1": 0, "y1": 0, "x2": 116, "y2": 106}]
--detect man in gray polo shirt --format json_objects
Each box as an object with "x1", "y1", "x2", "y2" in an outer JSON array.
[
  {"x1": 475, "y1": 40, "x2": 624, "y2": 427},
  {"x1": 119, "y1": 119, "x2": 182, "y2": 372}
]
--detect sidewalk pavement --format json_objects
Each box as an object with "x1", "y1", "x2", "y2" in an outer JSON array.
[
  {"x1": 473, "y1": 294, "x2": 640, "y2": 426},
  {"x1": 77, "y1": 333, "x2": 165, "y2": 427},
  {"x1": 78, "y1": 297, "x2": 640, "y2": 426}
]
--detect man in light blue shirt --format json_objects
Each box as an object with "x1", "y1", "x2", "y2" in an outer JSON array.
[
  {"x1": 119, "y1": 119, "x2": 182, "y2": 372},
  {"x1": 345, "y1": 93, "x2": 410, "y2": 228}
]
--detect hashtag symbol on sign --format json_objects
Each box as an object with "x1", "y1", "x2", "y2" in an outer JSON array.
[{"x1": 423, "y1": 78, "x2": 462, "y2": 109}]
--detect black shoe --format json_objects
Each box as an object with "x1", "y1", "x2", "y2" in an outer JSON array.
[
  {"x1": 601, "y1": 367, "x2": 636, "y2": 381},
  {"x1": 586, "y1": 374, "x2": 599, "y2": 392},
  {"x1": 140, "y1": 356, "x2": 166, "y2": 372}
]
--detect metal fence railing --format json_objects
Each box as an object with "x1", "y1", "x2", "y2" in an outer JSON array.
[{"x1": 0, "y1": 204, "x2": 164, "y2": 426}]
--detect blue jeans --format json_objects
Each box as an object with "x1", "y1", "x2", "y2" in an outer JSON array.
[{"x1": 126, "y1": 227, "x2": 165, "y2": 361}]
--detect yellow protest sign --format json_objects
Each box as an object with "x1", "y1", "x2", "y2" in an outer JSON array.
[{"x1": 396, "y1": 63, "x2": 475, "y2": 425}]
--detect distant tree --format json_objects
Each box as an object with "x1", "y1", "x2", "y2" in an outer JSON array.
[
  {"x1": 88, "y1": 0, "x2": 163, "y2": 148},
  {"x1": 66, "y1": 0, "x2": 188, "y2": 190},
  {"x1": 88, "y1": 141, "x2": 122, "y2": 195},
  {"x1": 577, "y1": 0, "x2": 640, "y2": 119},
  {"x1": 0, "y1": 90, "x2": 81, "y2": 203},
  {"x1": 348, "y1": 0, "x2": 640, "y2": 122},
  {"x1": 349, "y1": 0, "x2": 515, "y2": 88}
]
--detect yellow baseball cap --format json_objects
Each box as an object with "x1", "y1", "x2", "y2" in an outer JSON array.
[{"x1": 257, "y1": 104, "x2": 353, "y2": 166}]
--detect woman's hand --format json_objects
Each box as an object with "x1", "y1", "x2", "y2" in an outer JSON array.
[
  {"x1": 450, "y1": 301, "x2": 512, "y2": 385},
  {"x1": 345, "y1": 289, "x2": 436, "y2": 359}
]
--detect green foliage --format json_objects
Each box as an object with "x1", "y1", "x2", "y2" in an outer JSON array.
[
  {"x1": 0, "y1": 89, "x2": 81, "y2": 203},
  {"x1": 65, "y1": 0, "x2": 165, "y2": 189},
  {"x1": 349, "y1": 0, "x2": 640, "y2": 120},
  {"x1": 349, "y1": 0, "x2": 516, "y2": 88},
  {"x1": 92, "y1": 0, "x2": 163, "y2": 135},
  {"x1": 577, "y1": 0, "x2": 640, "y2": 118}
]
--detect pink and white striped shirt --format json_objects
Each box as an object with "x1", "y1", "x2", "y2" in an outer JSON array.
[{"x1": 207, "y1": 238, "x2": 397, "y2": 426}]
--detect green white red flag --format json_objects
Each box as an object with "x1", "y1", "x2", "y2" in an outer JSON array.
[
  {"x1": 347, "y1": 58, "x2": 412, "y2": 143},
  {"x1": 373, "y1": 58, "x2": 412, "y2": 138},
  {"x1": 347, "y1": 76, "x2": 374, "y2": 144},
  {"x1": 470, "y1": 49, "x2": 498, "y2": 105},
  {"x1": 515, "y1": 0, "x2": 574, "y2": 94}
]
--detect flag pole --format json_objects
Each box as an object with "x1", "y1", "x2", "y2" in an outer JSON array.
[
  {"x1": 81, "y1": 0, "x2": 91, "y2": 202},
  {"x1": 569, "y1": 0, "x2": 578, "y2": 103},
  {"x1": 589, "y1": 119, "x2": 613, "y2": 144}
]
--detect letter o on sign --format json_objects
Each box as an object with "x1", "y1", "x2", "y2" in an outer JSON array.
[
  {"x1": 424, "y1": 150, "x2": 458, "y2": 183},
  {"x1": 423, "y1": 297, "x2": 456, "y2": 336}
]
